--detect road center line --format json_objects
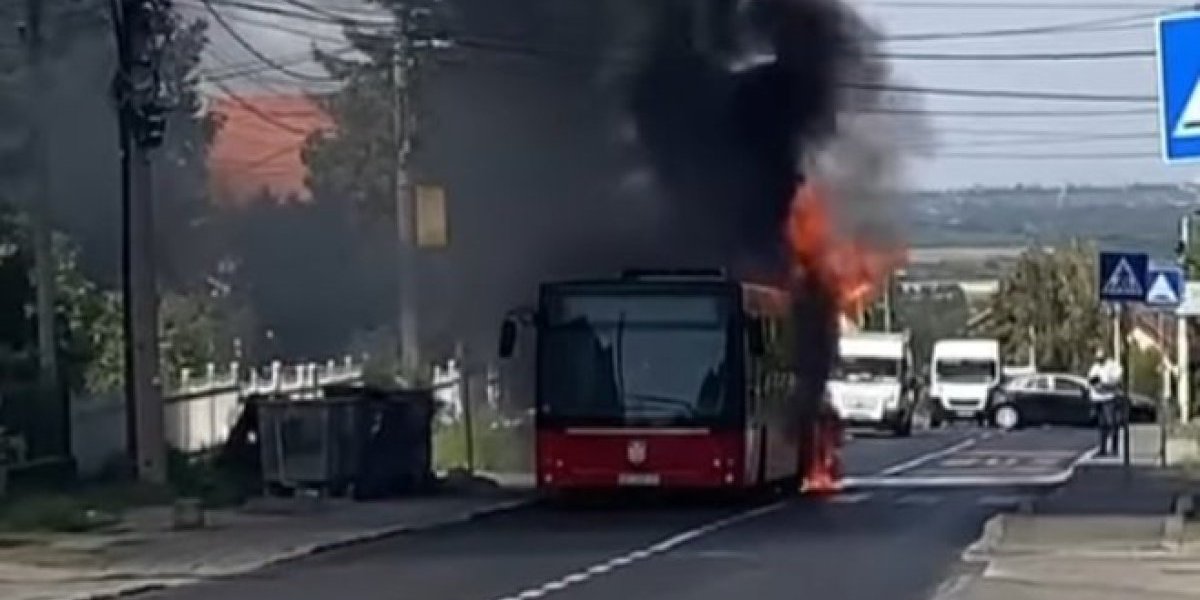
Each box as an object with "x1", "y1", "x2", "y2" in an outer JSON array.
[
  {"x1": 490, "y1": 501, "x2": 787, "y2": 600},
  {"x1": 490, "y1": 433, "x2": 987, "y2": 600}
]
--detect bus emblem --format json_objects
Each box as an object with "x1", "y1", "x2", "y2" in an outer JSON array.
[{"x1": 627, "y1": 440, "x2": 647, "y2": 465}]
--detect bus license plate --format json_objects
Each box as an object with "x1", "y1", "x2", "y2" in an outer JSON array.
[
  {"x1": 955, "y1": 410, "x2": 975, "y2": 417},
  {"x1": 618, "y1": 473, "x2": 661, "y2": 486}
]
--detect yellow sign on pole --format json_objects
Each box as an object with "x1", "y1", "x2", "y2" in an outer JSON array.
[{"x1": 414, "y1": 184, "x2": 448, "y2": 248}]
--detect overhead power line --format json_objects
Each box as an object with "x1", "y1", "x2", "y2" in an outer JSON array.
[
  {"x1": 205, "y1": 78, "x2": 313, "y2": 136},
  {"x1": 187, "y1": 0, "x2": 390, "y2": 26},
  {"x1": 200, "y1": 0, "x2": 334, "y2": 83},
  {"x1": 932, "y1": 126, "x2": 1156, "y2": 138},
  {"x1": 187, "y1": 0, "x2": 1172, "y2": 46},
  {"x1": 848, "y1": 82, "x2": 1156, "y2": 103},
  {"x1": 864, "y1": 1, "x2": 1181, "y2": 10},
  {"x1": 188, "y1": 0, "x2": 1164, "y2": 111},
  {"x1": 932, "y1": 151, "x2": 1158, "y2": 159},
  {"x1": 882, "y1": 49, "x2": 1154, "y2": 61},
  {"x1": 882, "y1": 7, "x2": 1173, "y2": 41},
  {"x1": 858, "y1": 107, "x2": 1155, "y2": 117},
  {"x1": 911, "y1": 133, "x2": 1157, "y2": 150}
]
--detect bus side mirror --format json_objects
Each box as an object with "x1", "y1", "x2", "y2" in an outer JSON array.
[
  {"x1": 499, "y1": 318, "x2": 519, "y2": 359},
  {"x1": 747, "y1": 318, "x2": 765, "y2": 357}
]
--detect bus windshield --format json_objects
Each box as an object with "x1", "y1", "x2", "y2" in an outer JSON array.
[
  {"x1": 832, "y1": 356, "x2": 900, "y2": 382},
  {"x1": 539, "y1": 293, "x2": 731, "y2": 424},
  {"x1": 935, "y1": 359, "x2": 997, "y2": 384}
]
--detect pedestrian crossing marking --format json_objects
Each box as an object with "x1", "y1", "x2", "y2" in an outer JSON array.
[
  {"x1": 960, "y1": 450, "x2": 1077, "y2": 457},
  {"x1": 821, "y1": 492, "x2": 1036, "y2": 508},
  {"x1": 1175, "y1": 77, "x2": 1200, "y2": 139},
  {"x1": 1101, "y1": 258, "x2": 1143, "y2": 297},
  {"x1": 982, "y1": 457, "x2": 1020, "y2": 468},
  {"x1": 1147, "y1": 272, "x2": 1181, "y2": 305}
]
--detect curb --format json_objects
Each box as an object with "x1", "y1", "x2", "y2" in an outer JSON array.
[
  {"x1": 961, "y1": 500, "x2": 1196, "y2": 565},
  {"x1": 296, "y1": 497, "x2": 532, "y2": 560},
  {"x1": 927, "y1": 572, "x2": 979, "y2": 600},
  {"x1": 46, "y1": 497, "x2": 533, "y2": 600},
  {"x1": 961, "y1": 514, "x2": 1006, "y2": 563}
]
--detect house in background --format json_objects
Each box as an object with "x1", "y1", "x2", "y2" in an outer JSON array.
[{"x1": 206, "y1": 94, "x2": 332, "y2": 205}]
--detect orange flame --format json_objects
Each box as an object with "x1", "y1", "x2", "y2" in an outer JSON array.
[
  {"x1": 785, "y1": 182, "x2": 907, "y2": 320},
  {"x1": 786, "y1": 182, "x2": 906, "y2": 496}
]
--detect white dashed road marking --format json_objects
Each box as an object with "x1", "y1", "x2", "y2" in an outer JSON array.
[
  {"x1": 492, "y1": 433, "x2": 1072, "y2": 600},
  {"x1": 490, "y1": 502, "x2": 786, "y2": 600}
]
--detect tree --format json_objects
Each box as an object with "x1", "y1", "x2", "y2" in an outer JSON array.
[
  {"x1": 153, "y1": 17, "x2": 224, "y2": 291},
  {"x1": 215, "y1": 188, "x2": 392, "y2": 363},
  {"x1": 894, "y1": 283, "x2": 969, "y2": 370},
  {"x1": 985, "y1": 241, "x2": 1110, "y2": 373},
  {"x1": 297, "y1": 5, "x2": 443, "y2": 363}
]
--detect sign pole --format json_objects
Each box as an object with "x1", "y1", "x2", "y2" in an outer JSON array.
[
  {"x1": 1099, "y1": 251, "x2": 1157, "y2": 470},
  {"x1": 1120, "y1": 305, "x2": 1131, "y2": 470}
]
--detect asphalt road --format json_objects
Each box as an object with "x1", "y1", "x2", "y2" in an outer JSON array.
[{"x1": 142, "y1": 425, "x2": 1098, "y2": 600}]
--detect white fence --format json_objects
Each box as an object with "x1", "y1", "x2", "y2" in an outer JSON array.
[{"x1": 71, "y1": 357, "x2": 364, "y2": 478}]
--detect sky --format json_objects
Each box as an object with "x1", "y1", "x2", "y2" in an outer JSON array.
[{"x1": 190, "y1": 0, "x2": 1199, "y2": 190}]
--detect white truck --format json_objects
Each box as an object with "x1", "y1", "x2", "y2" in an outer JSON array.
[
  {"x1": 826, "y1": 332, "x2": 917, "y2": 436},
  {"x1": 928, "y1": 338, "x2": 1003, "y2": 427}
]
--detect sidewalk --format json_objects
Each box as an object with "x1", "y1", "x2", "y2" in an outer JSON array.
[
  {"x1": 0, "y1": 479, "x2": 533, "y2": 600},
  {"x1": 943, "y1": 425, "x2": 1200, "y2": 600},
  {"x1": 1036, "y1": 424, "x2": 1176, "y2": 515}
]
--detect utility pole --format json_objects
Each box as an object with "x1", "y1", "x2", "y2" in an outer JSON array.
[
  {"x1": 1120, "y1": 305, "x2": 1131, "y2": 469},
  {"x1": 390, "y1": 9, "x2": 422, "y2": 380},
  {"x1": 1178, "y1": 213, "x2": 1192, "y2": 423},
  {"x1": 21, "y1": 0, "x2": 61, "y2": 434},
  {"x1": 108, "y1": 0, "x2": 169, "y2": 484},
  {"x1": 882, "y1": 273, "x2": 893, "y2": 333},
  {"x1": 1028, "y1": 325, "x2": 1037, "y2": 369}
]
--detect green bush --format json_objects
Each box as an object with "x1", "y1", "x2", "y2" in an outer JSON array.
[{"x1": 433, "y1": 403, "x2": 530, "y2": 473}]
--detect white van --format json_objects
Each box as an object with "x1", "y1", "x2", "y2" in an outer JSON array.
[
  {"x1": 827, "y1": 332, "x2": 917, "y2": 436},
  {"x1": 929, "y1": 338, "x2": 1003, "y2": 426}
]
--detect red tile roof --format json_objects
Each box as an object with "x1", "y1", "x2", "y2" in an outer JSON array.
[{"x1": 207, "y1": 94, "x2": 333, "y2": 205}]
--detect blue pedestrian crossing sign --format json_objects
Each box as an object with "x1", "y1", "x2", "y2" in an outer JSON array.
[
  {"x1": 1157, "y1": 11, "x2": 1200, "y2": 162},
  {"x1": 1098, "y1": 251, "x2": 1148, "y2": 302},
  {"x1": 1145, "y1": 263, "x2": 1185, "y2": 307}
]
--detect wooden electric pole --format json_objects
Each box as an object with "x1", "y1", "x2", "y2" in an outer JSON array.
[
  {"x1": 22, "y1": 0, "x2": 62, "y2": 432},
  {"x1": 390, "y1": 14, "x2": 420, "y2": 379},
  {"x1": 109, "y1": 0, "x2": 166, "y2": 484}
]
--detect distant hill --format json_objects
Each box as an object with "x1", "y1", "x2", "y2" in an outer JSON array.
[{"x1": 902, "y1": 184, "x2": 1193, "y2": 256}]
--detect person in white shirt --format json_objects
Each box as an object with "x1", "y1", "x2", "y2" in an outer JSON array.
[{"x1": 1087, "y1": 350, "x2": 1123, "y2": 456}]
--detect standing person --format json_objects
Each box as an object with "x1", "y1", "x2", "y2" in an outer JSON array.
[{"x1": 1088, "y1": 349, "x2": 1123, "y2": 456}]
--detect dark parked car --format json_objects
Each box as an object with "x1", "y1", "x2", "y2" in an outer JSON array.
[{"x1": 987, "y1": 373, "x2": 1157, "y2": 430}]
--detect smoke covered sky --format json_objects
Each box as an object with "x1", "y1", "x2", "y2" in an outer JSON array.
[{"x1": 194, "y1": 0, "x2": 1193, "y2": 190}]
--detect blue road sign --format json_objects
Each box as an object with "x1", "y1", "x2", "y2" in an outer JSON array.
[
  {"x1": 1146, "y1": 262, "x2": 1185, "y2": 307},
  {"x1": 1098, "y1": 252, "x2": 1149, "y2": 302},
  {"x1": 1157, "y1": 12, "x2": 1200, "y2": 162}
]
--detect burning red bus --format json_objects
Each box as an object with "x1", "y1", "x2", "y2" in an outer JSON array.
[{"x1": 498, "y1": 269, "x2": 802, "y2": 493}]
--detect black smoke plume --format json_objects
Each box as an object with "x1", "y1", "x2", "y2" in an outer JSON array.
[
  {"x1": 623, "y1": 0, "x2": 919, "y2": 465},
  {"x1": 626, "y1": 0, "x2": 871, "y2": 273}
]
